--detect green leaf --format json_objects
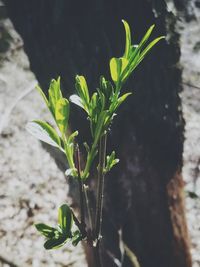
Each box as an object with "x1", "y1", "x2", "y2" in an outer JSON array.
[
  {"x1": 48, "y1": 77, "x2": 62, "y2": 115},
  {"x1": 97, "y1": 89, "x2": 106, "y2": 111},
  {"x1": 121, "y1": 53, "x2": 140, "y2": 83},
  {"x1": 106, "y1": 151, "x2": 119, "y2": 172},
  {"x1": 138, "y1": 36, "x2": 165, "y2": 62},
  {"x1": 36, "y1": 85, "x2": 49, "y2": 107},
  {"x1": 124, "y1": 243, "x2": 141, "y2": 267},
  {"x1": 89, "y1": 92, "x2": 98, "y2": 118},
  {"x1": 99, "y1": 76, "x2": 114, "y2": 101},
  {"x1": 75, "y1": 75, "x2": 90, "y2": 105},
  {"x1": 138, "y1": 24, "x2": 155, "y2": 51},
  {"x1": 116, "y1": 93, "x2": 132, "y2": 108},
  {"x1": 69, "y1": 94, "x2": 85, "y2": 110},
  {"x1": 130, "y1": 44, "x2": 138, "y2": 54},
  {"x1": 35, "y1": 223, "x2": 58, "y2": 238},
  {"x1": 122, "y1": 19, "x2": 132, "y2": 59},
  {"x1": 94, "y1": 111, "x2": 108, "y2": 144},
  {"x1": 65, "y1": 168, "x2": 77, "y2": 177},
  {"x1": 68, "y1": 130, "x2": 78, "y2": 144},
  {"x1": 83, "y1": 142, "x2": 90, "y2": 153},
  {"x1": 55, "y1": 98, "x2": 69, "y2": 135},
  {"x1": 35, "y1": 205, "x2": 73, "y2": 250},
  {"x1": 26, "y1": 120, "x2": 61, "y2": 148},
  {"x1": 44, "y1": 235, "x2": 68, "y2": 250},
  {"x1": 125, "y1": 24, "x2": 155, "y2": 65},
  {"x1": 110, "y1": 57, "x2": 128, "y2": 83},
  {"x1": 125, "y1": 36, "x2": 164, "y2": 80},
  {"x1": 72, "y1": 230, "x2": 82, "y2": 246},
  {"x1": 58, "y1": 204, "x2": 72, "y2": 234}
]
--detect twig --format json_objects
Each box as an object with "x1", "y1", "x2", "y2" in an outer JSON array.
[
  {"x1": 123, "y1": 243, "x2": 141, "y2": 267},
  {"x1": 75, "y1": 145, "x2": 85, "y2": 228},
  {"x1": 71, "y1": 210, "x2": 87, "y2": 238},
  {"x1": 95, "y1": 134, "x2": 107, "y2": 241},
  {"x1": 93, "y1": 134, "x2": 107, "y2": 267},
  {"x1": 83, "y1": 184, "x2": 93, "y2": 232}
]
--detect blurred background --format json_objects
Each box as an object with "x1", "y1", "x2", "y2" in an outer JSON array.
[{"x1": 0, "y1": 0, "x2": 200, "y2": 267}]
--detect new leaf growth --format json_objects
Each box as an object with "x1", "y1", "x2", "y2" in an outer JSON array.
[{"x1": 27, "y1": 20, "x2": 164, "y2": 252}]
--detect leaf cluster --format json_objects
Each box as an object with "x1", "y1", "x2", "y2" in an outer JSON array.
[
  {"x1": 26, "y1": 20, "x2": 164, "y2": 250},
  {"x1": 35, "y1": 204, "x2": 82, "y2": 249}
]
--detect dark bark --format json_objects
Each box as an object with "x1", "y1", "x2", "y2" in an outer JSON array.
[
  {"x1": 173, "y1": 0, "x2": 196, "y2": 21},
  {"x1": 4, "y1": 0, "x2": 192, "y2": 266}
]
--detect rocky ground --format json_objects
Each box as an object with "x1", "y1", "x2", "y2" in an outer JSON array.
[
  {"x1": 174, "y1": 1, "x2": 200, "y2": 266},
  {"x1": 0, "y1": 1, "x2": 200, "y2": 267},
  {"x1": 0, "y1": 11, "x2": 86, "y2": 267}
]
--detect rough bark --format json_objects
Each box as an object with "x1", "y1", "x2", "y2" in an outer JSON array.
[
  {"x1": 173, "y1": 0, "x2": 196, "y2": 21},
  {"x1": 4, "y1": 0, "x2": 192, "y2": 266}
]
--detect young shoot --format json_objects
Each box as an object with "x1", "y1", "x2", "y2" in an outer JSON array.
[{"x1": 27, "y1": 19, "x2": 164, "y2": 266}]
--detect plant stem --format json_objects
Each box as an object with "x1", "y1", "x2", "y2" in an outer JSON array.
[
  {"x1": 63, "y1": 136, "x2": 74, "y2": 170},
  {"x1": 92, "y1": 244, "x2": 102, "y2": 267},
  {"x1": 71, "y1": 210, "x2": 87, "y2": 238},
  {"x1": 94, "y1": 134, "x2": 107, "y2": 252},
  {"x1": 83, "y1": 184, "x2": 93, "y2": 232},
  {"x1": 75, "y1": 145, "x2": 85, "y2": 228},
  {"x1": 82, "y1": 143, "x2": 97, "y2": 179}
]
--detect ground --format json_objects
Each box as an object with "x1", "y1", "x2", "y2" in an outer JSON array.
[
  {"x1": 179, "y1": 2, "x2": 200, "y2": 266},
  {"x1": 0, "y1": 15, "x2": 86, "y2": 267}
]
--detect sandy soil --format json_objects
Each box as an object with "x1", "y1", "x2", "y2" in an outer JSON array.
[
  {"x1": 0, "y1": 16, "x2": 86, "y2": 267},
  {"x1": 178, "y1": 2, "x2": 200, "y2": 266}
]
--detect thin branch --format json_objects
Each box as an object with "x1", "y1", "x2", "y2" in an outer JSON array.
[
  {"x1": 94, "y1": 134, "x2": 107, "y2": 242},
  {"x1": 71, "y1": 210, "x2": 87, "y2": 238},
  {"x1": 75, "y1": 144, "x2": 85, "y2": 228},
  {"x1": 124, "y1": 243, "x2": 141, "y2": 267},
  {"x1": 83, "y1": 184, "x2": 93, "y2": 232}
]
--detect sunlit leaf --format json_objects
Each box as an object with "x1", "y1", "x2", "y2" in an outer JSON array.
[
  {"x1": 122, "y1": 19, "x2": 132, "y2": 59},
  {"x1": 99, "y1": 76, "x2": 114, "y2": 101},
  {"x1": 127, "y1": 24, "x2": 158, "y2": 67},
  {"x1": 68, "y1": 131, "x2": 78, "y2": 144},
  {"x1": 138, "y1": 36, "x2": 165, "y2": 62},
  {"x1": 97, "y1": 89, "x2": 106, "y2": 111},
  {"x1": 48, "y1": 77, "x2": 62, "y2": 114},
  {"x1": 94, "y1": 111, "x2": 108, "y2": 144},
  {"x1": 69, "y1": 94, "x2": 85, "y2": 109},
  {"x1": 134, "y1": 24, "x2": 155, "y2": 56},
  {"x1": 75, "y1": 75, "x2": 90, "y2": 105},
  {"x1": 105, "y1": 151, "x2": 119, "y2": 172},
  {"x1": 65, "y1": 168, "x2": 77, "y2": 177},
  {"x1": 110, "y1": 57, "x2": 128, "y2": 83},
  {"x1": 89, "y1": 92, "x2": 98, "y2": 118},
  {"x1": 36, "y1": 85, "x2": 49, "y2": 107},
  {"x1": 26, "y1": 120, "x2": 61, "y2": 148},
  {"x1": 55, "y1": 98, "x2": 69, "y2": 135},
  {"x1": 83, "y1": 142, "x2": 90, "y2": 153},
  {"x1": 58, "y1": 204, "x2": 72, "y2": 234},
  {"x1": 116, "y1": 93, "x2": 132, "y2": 108},
  {"x1": 124, "y1": 243, "x2": 141, "y2": 267}
]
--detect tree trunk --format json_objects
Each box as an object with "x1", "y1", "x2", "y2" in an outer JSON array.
[{"x1": 4, "y1": 0, "x2": 192, "y2": 266}]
